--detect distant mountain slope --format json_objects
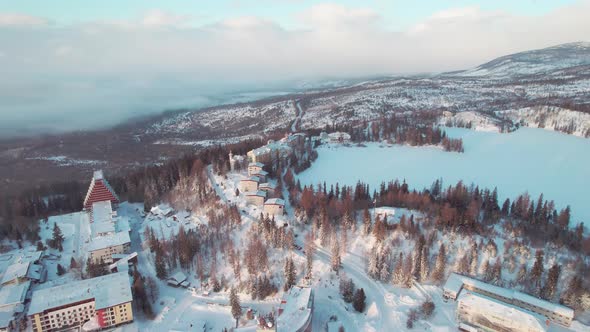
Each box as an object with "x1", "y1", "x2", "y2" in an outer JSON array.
[{"x1": 454, "y1": 42, "x2": 590, "y2": 78}]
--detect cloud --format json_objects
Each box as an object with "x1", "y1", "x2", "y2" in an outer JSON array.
[
  {"x1": 298, "y1": 3, "x2": 380, "y2": 28},
  {"x1": 0, "y1": 13, "x2": 49, "y2": 26},
  {"x1": 140, "y1": 9, "x2": 193, "y2": 27},
  {"x1": 0, "y1": 2, "x2": 589, "y2": 136}
]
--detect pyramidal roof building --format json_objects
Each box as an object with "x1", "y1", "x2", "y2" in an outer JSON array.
[{"x1": 84, "y1": 170, "x2": 119, "y2": 211}]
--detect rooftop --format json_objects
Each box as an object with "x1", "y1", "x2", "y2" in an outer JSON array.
[
  {"x1": 444, "y1": 273, "x2": 574, "y2": 318},
  {"x1": 1, "y1": 262, "x2": 30, "y2": 285},
  {"x1": 28, "y1": 272, "x2": 132, "y2": 314},
  {"x1": 92, "y1": 201, "x2": 114, "y2": 224},
  {"x1": 245, "y1": 191, "x2": 267, "y2": 197},
  {"x1": 93, "y1": 170, "x2": 104, "y2": 180},
  {"x1": 249, "y1": 162, "x2": 264, "y2": 168},
  {"x1": 0, "y1": 281, "x2": 30, "y2": 308},
  {"x1": 277, "y1": 287, "x2": 313, "y2": 331},
  {"x1": 265, "y1": 198, "x2": 285, "y2": 206},
  {"x1": 458, "y1": 291, "x2": 546, "y2": 330},
  {"x1": 88, "y1": 232, "x2": 130, "y2": 252},
  {"x1": 242, "y1": 176, "x2": 261, "y2": 183}
]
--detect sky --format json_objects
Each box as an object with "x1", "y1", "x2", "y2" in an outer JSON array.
[{"x1": 0, "y1": 0, "x2": 589, "y2": 137}]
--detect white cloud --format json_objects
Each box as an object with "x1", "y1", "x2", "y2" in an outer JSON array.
[
  {"x1": 140, "y1": 9, "x2": 193, "y2": 27},
  {"x1": 298, "y1": 3, "x2": 380, "y2": 28},
  {"x1": 0, "y1": 1, "x2": 589, "y2": 135},
  {"x1": 0, "y1": 13, "x2": 49, "y2": 26}
]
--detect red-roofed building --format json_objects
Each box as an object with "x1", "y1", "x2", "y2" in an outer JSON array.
[{"x1": 83, "y1": 170, "x2": 119, "y2": 212}]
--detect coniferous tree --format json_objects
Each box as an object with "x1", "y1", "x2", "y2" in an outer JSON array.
[
  {"x1": 530, "y1": 250, "x2": 544, "y2": 295},
  {"x1": 403, "y1": 252, "x2": 414, "y2": 288},
  {"x1": 517, "y1": 264, "x2": 527, "y2": 285},
  {"x1": 339, "y1": 276, "x2": 355, "y2": 303},
  {"x1": 331, "y1": 234, "x2": 341, "y2": 273},
  {"x1": 492, "y1": 259, "x2": 502, "y2": 285},
  {"x1": 362, "y1": 208, "x2": 371, "y2": 235},
  {"x1": 51, "y1": 223, "x2": 64, "y2": 252},
  {"x1": 155, "y1": 249, "x2": 168, "y2": 280},
  {"x1": 70, "y1": 257, "x2": 78, "y2": 269},
  {"x1": 392, "y1": 253, "x2": 405, "y2": 286},
  {"x1": 419, "y1": 246, "x2": 429, "y2": 282},
  {"x1": 230, "y1": 287, "x2": 242, "y2": 328},
  {"x1": 284, "y1": 257, "x2": 296, "y2": 291},
  {"x1": 353, "y1": 288, "x2": 366, "y2": 312},
  {"x1": 541, "y1": 263, "x2": 560, "y2": 300},
  {"x1": 431, "y1": 244, "x2": 447, "y2": 283},
  {"x1": 57, "y1": 263, "x2": 66, "y2": 276}
]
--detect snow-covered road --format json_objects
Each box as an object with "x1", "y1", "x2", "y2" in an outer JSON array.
[{"x1": 313, "y1": 245, "x2": 393, "y2": 331}]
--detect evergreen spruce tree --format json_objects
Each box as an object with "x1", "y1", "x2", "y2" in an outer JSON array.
[
  {"x1": 517, "y1": 264, "x2": 527, "y2": 285},
  {"x1": 431, "y1": 244, "x2": 447, "y2": 283},
  {"x1": 541, "y1": 263, "x2": 560, "y2": 300},
  {"x1": 403, "y1": 252, "x2": 414, "y2": 288},
  {"x1": 331, "y1": 234, "x2": 341, "y2": 273},
  {"x1": 52, "y1": 223, "x2": 64, "y2": 252},
  {"x1": 284, "y1": 257, "x2": 296, "y2": 291},
  {"x1": 155, "y1": 249, "x2": 168, "y2": 280},
  {"x1": 353, "y1": 288, "x2": 366, "y2": 312},
  {"x1": 530, "y1": 250, "x2": 544, "y2": 295},
  {"x1": 392, "y1": 252, "x2": 405, "y2": 286},
  {"x1": 362, "y1": 208, "x2": 372, "y2": 235},
  {"x1": 230, "y1": 287, "x2": 242, "y2": 328},
  {"x1": 419, "y1": 246, "x2": 429, "y2": 282}
]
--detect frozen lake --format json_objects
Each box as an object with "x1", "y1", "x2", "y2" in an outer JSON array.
[{"x1": 298, "y1": 127, "x2": 590, "y2": 225}]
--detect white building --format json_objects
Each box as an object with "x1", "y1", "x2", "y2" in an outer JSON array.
[
  {"x1": 245, "y1": 191, "x2": 267, "y2": 206},
  {"x1": 457, "y1": 291, "x2": 554, "y2": 332},
  {"x1": 277, "y1": 287, "x2": 313, "y2": 332},
  {"x1": 0, "y1": 281, "x2": 31, "y2": 332},
  {"x1": 444, "y1": 273, "x2": 574, "y2": 328},
  {"x1": 88, "y1": 232, "x2": 131, "y2": 264},
  {"x1": 264, "y1": 198, "x2": 285, "y2": 216},
  {"x1": 239, "y1": 176, "x2": 260, "y2": 193},
  {"x1": 28, "y1": 272, "x2": 133, "y2": 332},
  {"x1": 247, "y1": 162, "x2": 265, "y2": 177}
]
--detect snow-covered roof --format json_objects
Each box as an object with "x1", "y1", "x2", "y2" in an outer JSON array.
[
  {"x1": 249, "y1": 162, "x2": 264, "y2": 168},
  {"x1": 445, "y1": 273, "x2": 574, "y2": 318},
  {"x1": 92, "y1": 201, "x2": 113, "y2": 224},
  {"x1": 242, "y1": 176, "x2": 261, "y2": 183},
  {"x1": 252, "y1": 170, "x2": 269, "y2": 176},
  {"x1": 1, "y1": 262, "x2": 30, "y2": 285},
  {"x1": 277, "y1": 287, "x2": 313, "y2": 332},
  {"x1": 457, "y1": 291, "x2": 546, "y2": 330},
  {"x1": 259, "y1": 183, "x2": 275, "y2": 189},
  {"x1": 88, "y1": 232, "x2": 130, "y2": 252},
  {"x1": 245, "y1": 191, "x2": 267, "y2": 198},
  {"x1": 92, "y1": 219, "x2": 115, "y2": 236},
  {"x1": 28, "y1": 272, "x2": 132, "y2": 314},
  {"x1": 0, "y1": 281, "x2": 30, "y2": 308},
  {"x1": 265, "y1": 198, "x2": 285, "y2": 206},
  {"x1": 93, "y1": 170, "x2": 104, "y2": 180}
]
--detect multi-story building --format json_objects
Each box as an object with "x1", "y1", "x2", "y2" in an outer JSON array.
[
  {"x1": 28, "y1": 272, "x2": 133, "y2": 332},
  {"x1": 244, "y1": 191, "x2": 266, "y2": 206},
  {"x1": 276, "y1": 286, "x2": 313, "y2": 332},
  {"x1": 83, "y1": 170, "x2": 119, "y2": 211},
  {"x1": 239, "y1": 177, "x2": 260, "y2": 193},
  {"x1": 444, "y1": 273, "x2": 574, "y2": 329},
  {"x1": 247, "y1": 162, "x2": 265, "y2": 177},
  {"x1": 263, "y1": 198, "x2": 285, "y2": 216},
  {"x1": 88, "y1": 232, "x2": 131, "y2": 264}
]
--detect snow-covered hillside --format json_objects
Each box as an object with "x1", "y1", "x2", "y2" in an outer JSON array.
[
  {"x1": 455, "y1": 42, "x2": 590, "y2": 78},
  {"x1": 497, "y1": 106, "x2": 590, "y2": 138}
]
